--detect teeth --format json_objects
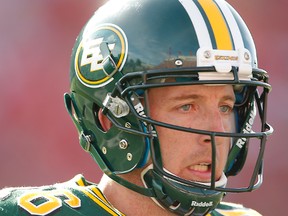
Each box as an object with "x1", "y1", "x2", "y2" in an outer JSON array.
[{"x1": 190, "y1": 163, "x2": 210, "y2": 172}]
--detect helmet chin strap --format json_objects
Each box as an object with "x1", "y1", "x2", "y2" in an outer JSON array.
[
  {"x1": 141, "y1": 164, "x2": 227, "y2": 215},
  {"x1": 162, "y1": 167, "x2": 228, "y2": 188},
  {"x1": 141, "y1": 164, "x2": 166, "y2": 210}
]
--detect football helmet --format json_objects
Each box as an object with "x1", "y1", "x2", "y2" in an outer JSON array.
[{"x1": 64, "y1": 0, "x2": 273, "y2": 215}]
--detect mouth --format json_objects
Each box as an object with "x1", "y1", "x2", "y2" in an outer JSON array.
[
  {"x1": 186, "y1": 163, "x2": 213, "y2": 182},
  {"x1": 189, "y1": 163, "x2": 211, "y2": 172},
  {"x1": 161, "y1": 163, "x2": 226, "y2": 186}
]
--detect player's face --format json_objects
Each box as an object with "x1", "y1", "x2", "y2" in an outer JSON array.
[{"x1": 148, "y1": 84, "x2": 235, "y2": 183}]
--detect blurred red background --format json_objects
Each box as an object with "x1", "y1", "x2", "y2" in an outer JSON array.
[{"x1": 0, "y1": 1, "x2": 286, "y2": 215}]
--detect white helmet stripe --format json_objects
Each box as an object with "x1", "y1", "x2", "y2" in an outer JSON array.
[
  {"x1": 179, "y1": 0, "x2": 245, "y2": 51},
  {"x1": 179, "y1": 0, "x2": 213, "y2": 49},
  {"x1": 214, "y1": 0, "x2": 244, "y2": 50}
]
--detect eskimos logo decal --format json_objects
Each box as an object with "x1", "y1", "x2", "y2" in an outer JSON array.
[{"x1": 75, "y1": 24, "x2": 128, "y2": 88}]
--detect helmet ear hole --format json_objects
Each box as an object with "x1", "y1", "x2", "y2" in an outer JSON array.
[
  {"x1": 92, "y1": 103, "x2": 106, "y2": 132},
  {"x1": 98, "y1": 108, "x2": 112, "y2": 132}
]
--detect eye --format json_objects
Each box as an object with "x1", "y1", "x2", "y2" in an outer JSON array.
[
  {"x1": 179, "y1": 104, "x2": 192, "y2": 112},
  {"x1": 219, "y1": 105, "x2": 233, "y2": 114}
]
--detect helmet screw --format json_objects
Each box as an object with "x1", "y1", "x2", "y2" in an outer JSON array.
[
  {"x1": 127, "y1": 153, "x2": 133, "y2": 161},
  {"x1": 204, "y1": 50, "x2": 211, "y2": 59},
  {"x1": 244, "y1": 52, "x2": 250, "y2": 60},
  {"x1": 174, "y1": 59, "x2": 183, "y2": 67},
  {"x1": 125, "y1": 122, "x2": 131, "y2": 128},
  {"x1": 119, "y1": 139, "x2": 129, "y2": 149},
  {"x1": 102, "y1": 147, "x2": 107, "y2": 155}
]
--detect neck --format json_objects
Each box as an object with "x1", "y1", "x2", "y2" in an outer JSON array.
[{"x1": 98, "y1": 173, "x2": 175, "y2": 216}]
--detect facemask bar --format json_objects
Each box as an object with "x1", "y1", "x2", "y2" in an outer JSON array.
[
  {"x1": 117, "y1": 66, "x2": 270, "y2": 94},
  {"x1": 102, "y1": 66, "x2": 273, "y2": 193},
  {"x1": 135, "y1": 101, "x2": 269, "y2": 192}
]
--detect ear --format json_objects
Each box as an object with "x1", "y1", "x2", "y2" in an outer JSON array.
[{"x1": 98, "y1": 109, "x2": 112, "y2": 132}]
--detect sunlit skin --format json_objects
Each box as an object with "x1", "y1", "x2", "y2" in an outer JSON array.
[
  {"x1": 147, "y1": 84, "x2": 235, "y2": 183},
  {"x1": 98, "y1": 84, "x2": 236, "y2": 215}
]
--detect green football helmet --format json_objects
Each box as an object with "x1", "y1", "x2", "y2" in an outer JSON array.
[{"x1": 64, "y1": 0, "x2": 273, "y2": 215}]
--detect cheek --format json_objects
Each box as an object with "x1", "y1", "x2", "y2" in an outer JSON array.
[
  {"x1": 224, "y1": 112, "x2": 236, "y2": 133},
  {"x1": 156, "y1": 126, "x2": 175, "y2": 157},
  {"x1": 155, "y1": 126, "x2": 191, "y2": 168},
  {"x1": 217, "y1": 139, "x2": 231, "y2": 165}
]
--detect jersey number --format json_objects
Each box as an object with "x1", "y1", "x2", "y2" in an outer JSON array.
[{"x1": 18, "y1": 189, "x2": 81, "y2": 216}]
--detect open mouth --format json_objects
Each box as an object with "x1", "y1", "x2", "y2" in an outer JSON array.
[{"x1": 189, "y1": 163, "x2": 211, "y2": 172}]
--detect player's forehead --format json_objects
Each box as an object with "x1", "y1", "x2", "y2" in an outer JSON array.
[{"x1": 147, "y1": 84, "x2": 235, "y2": 102}]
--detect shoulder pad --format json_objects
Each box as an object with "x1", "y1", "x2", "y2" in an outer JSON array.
[
  {"x1": 210, "y1": 202, "x2": 262, "y2": 216},
  {"x1": 0, "y1": 175, "x2": 124, "y2": 216}
]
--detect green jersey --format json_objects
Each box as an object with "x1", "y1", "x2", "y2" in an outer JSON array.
[{"x1": 0, "y1": 175, "x2": 261, "y2": 216}]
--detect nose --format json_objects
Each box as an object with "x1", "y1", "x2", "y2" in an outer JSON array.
[
  {"x1": 203, "y1": 107, "x2": 226, "y2": 132},
  {"x1": 197, "y1": 107, "x2": 227, "y2": 145}
]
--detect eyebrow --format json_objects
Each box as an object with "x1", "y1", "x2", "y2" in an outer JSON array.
[
  {"x1": 168, "y1": 94, "x2": 236, "y2": 102},
  {"x1": 168, "y1": 94, "x2": 201, "y2": 101}
]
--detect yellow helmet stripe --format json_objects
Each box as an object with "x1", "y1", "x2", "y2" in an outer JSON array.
[
  {"x1": 198, "y1": 0, "x2": 233, "y2": 50},
  {"x1": 179, "y1": 0, "x2": 213, "y2": 49}
]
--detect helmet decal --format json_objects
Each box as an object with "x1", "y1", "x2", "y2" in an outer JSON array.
[
  {"x1": 66, "y1": 0, "x2": 273, "y2": 215},
  {"x1": 74, "y1": 24, "x2": 128, "y2": 88},
  {"x1": 179, "y1": 0, "x2": 244, "y2": 50}
]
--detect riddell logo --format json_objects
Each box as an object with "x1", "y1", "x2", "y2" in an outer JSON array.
[
  {"x1": 191, "y1": 201, "x2": 213, "y2": 207},
  {"x1": 235, "y1": 107, "x2": 256, "y2": 149},
  {"x1": 133, "y1": 100, "x2": 157, "y2": 137}
]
